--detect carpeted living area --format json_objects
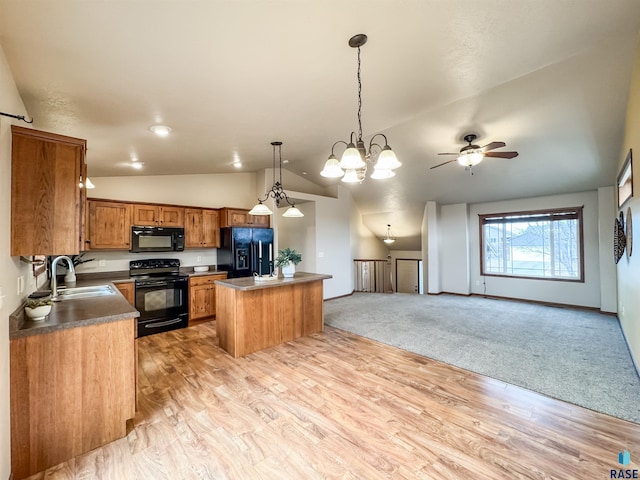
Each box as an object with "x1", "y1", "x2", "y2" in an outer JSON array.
[{"x1": 324, "y1": 292, "x2": 640, "y2": 424}]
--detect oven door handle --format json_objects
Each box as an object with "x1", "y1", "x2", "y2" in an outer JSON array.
[
  {"x1": 137, "y1": 280, "x2": 177, "y2": 287},
  {"x1": 144, "y1": 318, "x2": 184, "y2": 329}
]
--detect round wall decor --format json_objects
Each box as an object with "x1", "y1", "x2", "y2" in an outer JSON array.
[{"x1": 614, "y1": 216, "x2": 626, "y2": 264}]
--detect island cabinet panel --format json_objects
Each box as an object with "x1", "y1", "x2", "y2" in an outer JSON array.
[
  {"x1": 11, "y1": 126, "x2": 87, "y2": 256},
  {"x1": 10, "y1": 318, "x2": 136, "y2": 480},
  {"x1": 216, "y1": 278, "x2": 324, "y2": 358},
  {"x1": 86, "y1": 200, "x2": 133, "y2": 250}
]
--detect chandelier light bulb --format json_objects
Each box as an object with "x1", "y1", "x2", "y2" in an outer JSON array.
[
  {"x1": 370, "y1": 168, "x2": 395, "y2": 180},
  {"x1": 341, "y1": 169, "x2": 361, "y2": 183},
  {"x1": 339, "y1": 143, "x2": 366, "y2": 170},
  {"x1": 282, "y1": 205, "x2": 304, "y2": 218},
  {"x1": 375, "y1": 146, "x2": 402, "y2": 170}
]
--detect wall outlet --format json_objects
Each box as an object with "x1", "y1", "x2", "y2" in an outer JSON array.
[
  {"x1": 17, "y1": 275, "x2": 25, "y2": 295},
  {"x1": 197, "y1": 256, "x2": 202, "y2": 262},
  {"x1": 98, "y1": 260, "x2": 106, "y2": 267},
  {"x1": 318, "y1": 252, "x2": 325, "y2": 258}
]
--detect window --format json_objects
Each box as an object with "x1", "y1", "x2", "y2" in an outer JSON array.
[{"x1": 479, "y1": 207, "x2": 584, "y2": 282}]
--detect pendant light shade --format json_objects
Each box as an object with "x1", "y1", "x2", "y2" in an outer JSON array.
[
  {"x1": 320, "y1": 155, "x2": 345, "y2": 178},
  {"x1": 248, "y1": 202, "x2": 273, "y2": 216},
  {"x1": 282, "y1": 205, "x2": 304, "y2": 218},
  {"x1": 323, "y1": 34, "x2": 401, "y2": 182},
  {"x1": 250, "y1": 141, "x2": 304, "y2": 218},
  {"x1": 383, "y1": 224, "x2": 395, "y2": 244},
  {"x1": 370, "y1": 168, "x2": 395, "y2": 180}
]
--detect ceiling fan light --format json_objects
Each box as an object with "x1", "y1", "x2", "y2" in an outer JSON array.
[
  {"x1": 457, "y1": 151, "x2": 484, "y2": 167},
  {"x1": 339, "y1": 143, "x2": 366, "y2": 170},
  {"x1": 249, "y1": 202, "x2": 273, "y2": 216},
  {"x1": 282, "y1": 205, "x2": 304, "y2": 218},
  {"x1": 370, "y1": 168, "x2": 395, "y2": 180},
  {"x1": 375, "y1": 146, "x2": 402, "y2": 170},
  {"x1": 320, "y1": 155, "x2": 345, "y2": 178},
  {"x1": 341, "y1": 169, "x2": 361, "y2": 183}
]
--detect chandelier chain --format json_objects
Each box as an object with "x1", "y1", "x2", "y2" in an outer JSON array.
[{"x1": 356, "y1": 45, "x2": 363, "y2": 142}]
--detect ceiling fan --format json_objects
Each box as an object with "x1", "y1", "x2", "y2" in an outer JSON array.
[{"x1": 431, "y1": 134, "x2": 518, "y2": 170}]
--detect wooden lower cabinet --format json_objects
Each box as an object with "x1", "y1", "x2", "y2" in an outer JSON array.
[
  {"x1": 114, "y1": 281, "x2": 135, "y2": 305},
  {"x1": 10, "y1": 319, "x2": 136, "y2": 480},
  {"x1": 188, "y1": 273, "x2": 227, "y2": 324}
]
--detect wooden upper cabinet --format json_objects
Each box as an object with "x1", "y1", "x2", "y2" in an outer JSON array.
[
  {"x1": 185, "y1": 208, "x2": 220, "y2": 248},
  {"x1": 132, "y1": 204, "x2": 184, "y2": 227},
  {"x1": 220, "y1": 207, "x2": 270, "y2": 228},
  {"x1": 10, "y1": 126, "x2": 87, "y2": 256},
  {"x1": 86, "y1": 200, "x2": 133, "y2": 250}
]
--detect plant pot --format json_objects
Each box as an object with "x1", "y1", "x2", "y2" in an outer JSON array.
[
  {"x1": 281, "y1": 264, "x2": 295, "y2": 278},
  {"x1": 25, "y1": 304, "x2": 52, "y2": 321}
]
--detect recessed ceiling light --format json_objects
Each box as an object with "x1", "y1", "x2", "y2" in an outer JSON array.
[
  {"x1": 233, "y1": 162, "x2": 242, "y2": 168},
  {"x1": 149, "y1": 125, "x2": 171, "y2": 137},
  {"x1": 131, "y1": 162, "x2": 144, "y2": 170}
]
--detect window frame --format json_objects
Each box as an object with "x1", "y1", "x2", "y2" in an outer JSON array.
[{"x1": 479, "y1": 206, "x2": 585, "y2": 283}]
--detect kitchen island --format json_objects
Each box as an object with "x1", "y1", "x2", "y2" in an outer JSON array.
[{"x1": 215, "y1": 272, "x2": 332, "y2": 358}]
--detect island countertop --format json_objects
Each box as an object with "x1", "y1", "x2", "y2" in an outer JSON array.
[{"x1": 214, "y1": 272, "x2": 332, "y2": 291}]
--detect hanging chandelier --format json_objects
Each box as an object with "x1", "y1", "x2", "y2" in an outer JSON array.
[
  {"x1": 383, "y1": 224, "x2": 395, "y2": 244},
  {"x1": 321, "y1": 34, "x2": 401, "y2": 183},
  {"x1": 249, "y1": 141, "x2": 304, "y2": 218}
]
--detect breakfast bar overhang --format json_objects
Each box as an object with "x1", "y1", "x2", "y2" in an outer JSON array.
[{"x1": 215, "y1": 272, "x2": 333, "y2": 358}]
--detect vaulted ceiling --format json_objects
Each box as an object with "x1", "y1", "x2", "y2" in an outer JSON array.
[{"x1": 1, "y1": 1, "x2": 639, "y2": 250}]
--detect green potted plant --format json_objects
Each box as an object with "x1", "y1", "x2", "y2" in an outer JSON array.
[
  {"x1": 274, "y1": 248, "x2": 302, "y2": 277},
  {"x1": 24, "y1": 297, "x2": 53, "y2": 321}
]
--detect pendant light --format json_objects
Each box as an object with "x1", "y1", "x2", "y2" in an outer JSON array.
[
  {"x1": 249, "y1": 141, "x2": 304, "y2": 218},
  {"x1": 321, "y1": 34, "x2": 401, "y2": 182},
  {"x1": 383, "y1": 224, "x2": 395, "y2": 244}
]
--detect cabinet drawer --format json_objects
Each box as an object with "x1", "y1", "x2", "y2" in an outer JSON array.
[{"x1": 189, "y1": 274, "x2": 227, "y2": 286}]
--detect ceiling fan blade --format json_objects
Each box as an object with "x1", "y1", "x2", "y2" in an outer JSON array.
[
  {"x1": 437, "y1": 152, "x2": 459, "y2": 156},
  {"x1": 484, "y1": 151, "x2": 519, "y2": 159},
  {"x1": 430, "y1": 159, "x2": 457, "y2": 169},
  {"x1": 480, "y1": 141, "x2": 506, "y2": 152}
]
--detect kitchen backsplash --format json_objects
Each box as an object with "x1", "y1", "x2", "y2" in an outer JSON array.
[{"x1": 73, "y1": 249, "x2": 218, "y2": 274}]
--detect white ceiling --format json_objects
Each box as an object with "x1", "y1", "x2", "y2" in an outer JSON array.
[{"x1": 1, "y1": 1, "x2": 639, "y2": 250}]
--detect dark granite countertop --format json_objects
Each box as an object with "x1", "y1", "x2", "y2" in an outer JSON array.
[
  {"x1": 9, "y1": 277, "x2": 139, "y2": 340},
  {"x1": 215, "y1": 272, "x2": 332, "y2": 291}
]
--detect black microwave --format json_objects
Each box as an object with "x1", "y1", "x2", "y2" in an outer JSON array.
[{"x1": 130, "y1": 226, "x2": 185, "y2": 253}]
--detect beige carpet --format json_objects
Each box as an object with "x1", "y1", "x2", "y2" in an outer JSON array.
[{"x1": 324, "y1": 292, "x2": 640, "y2": 424}]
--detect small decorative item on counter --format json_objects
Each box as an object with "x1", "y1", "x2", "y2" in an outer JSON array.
[
  {"x1": 24, "y1": 292, "x2": 53, "y2": 321},
  {"x1": 274, "y1": 248, "x2": 302, "y2": 278},
  {"x1": 194, "y1": 266, "x2": 209, "y2": 273}
]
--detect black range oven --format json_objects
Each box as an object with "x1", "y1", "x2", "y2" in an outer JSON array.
[{"x1": 130, "y1": 259, "x2": 189, "y2": 337}]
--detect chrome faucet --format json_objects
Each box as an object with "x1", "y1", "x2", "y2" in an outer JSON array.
[{"x1": 50, "y1": 256, "x2": 75, "y2": 300}]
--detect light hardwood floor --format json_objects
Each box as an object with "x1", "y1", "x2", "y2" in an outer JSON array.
[{"x1": 25, "y1": 322, "x2": 640, "y2": 479}]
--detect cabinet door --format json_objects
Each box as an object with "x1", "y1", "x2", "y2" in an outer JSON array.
[
  {"x1": 189, "y1": 283, "x2": 215, "y2": 321},
  {"x1": 132, "y1": 204, "x2": 159, "y2": 226},
  {"x1": 249, "y1": 214, "x2": 270, "y2": 228},
  {"x1": 11, "y1": 126, "x2": 86, "y2": 256},
  {"x1": 185, "y1": 208, "x2": 204, "y2": 248},
  {"x1": 87, "y1": 201, "x2": 133, "y2": 250},
  {"x1": 159, "y1": 206, "x2": 184, "y2": 227},
  {"x1": 202, "y1": 209, "x2": 220, "y2": 247},
  {"x1": 114, "y1": 282, "x2": 135, "y2": 306}
]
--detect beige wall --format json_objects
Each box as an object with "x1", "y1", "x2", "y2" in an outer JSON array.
[
  {"x1": 0, "y1": 44, "x2": 34, "y2": 480},
  {"x1": 617, "y1": 35, "x2": 640, "y2": 369}
]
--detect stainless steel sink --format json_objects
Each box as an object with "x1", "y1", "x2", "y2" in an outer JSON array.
[{"x1": 55, "y1": 284, "x2": 116, "y2": 301}]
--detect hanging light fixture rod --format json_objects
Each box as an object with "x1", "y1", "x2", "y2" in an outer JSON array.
[
  {"x1": 249, "y1": 141, "x2": 304, "y2": 218},
  {"x1": 321, "y1": 34, "x2": 401, "y2": 183},
  {"x1": 0, "y1": 111, "x2": 33, "y2": 124}
]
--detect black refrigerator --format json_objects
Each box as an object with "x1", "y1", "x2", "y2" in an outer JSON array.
[{"x1": 218, "y1": 227, "x2": 274, "y2": 278}]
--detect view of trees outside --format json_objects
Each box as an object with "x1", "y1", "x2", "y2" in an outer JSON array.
[{"x1": 483, "y1": 218, "x2": 580, "y2": 279}]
